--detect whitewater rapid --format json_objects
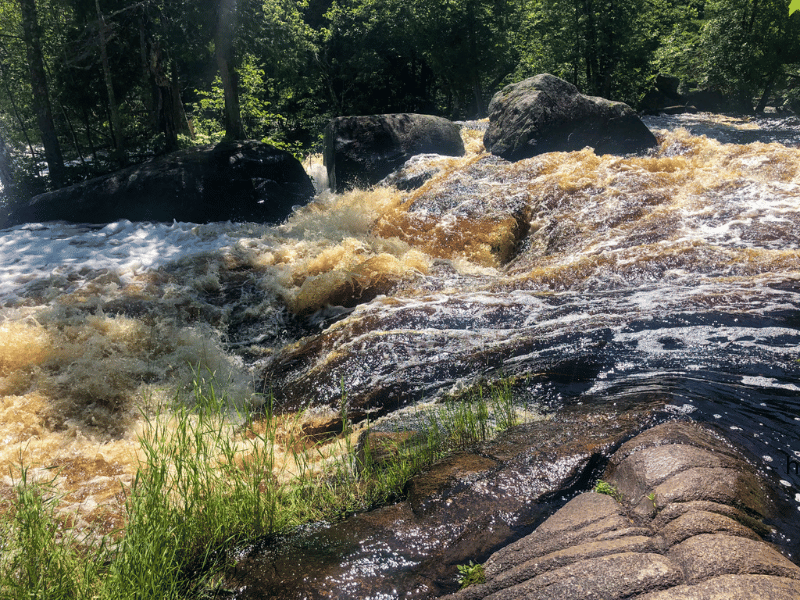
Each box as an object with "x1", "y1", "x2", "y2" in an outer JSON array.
[{"x1": 1, "y1": 113, "x2": 799, "y2": 540}]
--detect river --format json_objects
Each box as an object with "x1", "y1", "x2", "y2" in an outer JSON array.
[{"x1": 0, "y1": 112, "x2": 798, "y2": 559}]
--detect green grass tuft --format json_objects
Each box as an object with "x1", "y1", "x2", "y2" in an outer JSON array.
[{"x1": 0, "y1": 371, "x2": 524, "y2": 599}]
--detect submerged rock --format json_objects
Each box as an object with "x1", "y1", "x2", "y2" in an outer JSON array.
[
  {"x1": 373, "y1": 154, "x2": 531, "y2": 268},
  {"x1": 323, "y1": 114, "x2": 465, "y2": 193},
  {"x1": 443, "y1": 421, "x2": 800, "y2": 600},
  {"x1": 379, "y1": 153, "x2": 454, "y2": 191},
  {"x1": 2, "y1": 140, "x2": 314, "y2": 227},
  {"x1": 484, "y1": 74, "x2": 657, "y2": 161},
  {"x1": 259, "y1": 290, "x2": 609, "y2": 424}
]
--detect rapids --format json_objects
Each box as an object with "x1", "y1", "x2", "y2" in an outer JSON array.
[{"x1": 0, "y1": 113, "x2": 799, "y2": 558}]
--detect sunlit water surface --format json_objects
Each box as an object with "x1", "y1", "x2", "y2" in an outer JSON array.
[{"x1": 0, "y1": 114, "x2": 798, "y2": 554}]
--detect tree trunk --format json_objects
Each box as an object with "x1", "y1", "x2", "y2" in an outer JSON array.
[
  {"x1": 170, "y1": 62, "x2": 192, "y2": 138},
  {"x1": 0, "y1": 128, "x2": 16, "y2": 197},
  {"x1": 1, "y1": 70, "x2": 37, "y2": 165},
  {"x1": 582, "y1": 0, "x2": 599, "y2": 94},
  {"x1": 139, "y1": 12, "x2": 157, "y2": 133},
  {"x1": 18, "y1": 0, "x2": 66, "y2": 188},
  {"x1": 149, "y1": 44, "x2": 192, "y2": 153},
  {"x1": 216, "y1": 0, "x2": 244, "y2": 139},
  {"x1": 96, "y1": 0, "x2": 126, "y2": 166},
  {"x1": 80, "y1": 105, "x2": 99, "y2": 164},
  {"x1": 755, "y1": 69, "x2": 779, "y2": 114},
  {"x1": 57, "y1": 100, "x2": 88, "y2": 175}
]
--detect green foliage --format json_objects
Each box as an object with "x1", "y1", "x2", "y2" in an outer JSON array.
[
  {"x1": 512, "y1": 0, "x2": 685, "y2": 106},
  {"x1": 0, "y1": 466, "x2": 103, "y2": 599},
  {"x1": 191, "y1": 56, "x2": 282, "y2": 140},
  {"x1": 3, "y1": 0, "x2": 800, "y2": 196},
  {"x1": 698, "y1": 0, "x2": 800, "y2": 106},
  {"x1": 594, "y1": 479, "x2": 622, "y2": 501},
  {"x1": 456, "y1": 560, "x2": 486, "y2": 589},
  {"x1": 646, "y1": 1, "x2": 705, "y2": 86},
  {"x1": 317, "y1": 0, "x2": 523, "y2": 118},
  {"x1": 0, "y1": 370, "x2": 524, "y2": 598}
]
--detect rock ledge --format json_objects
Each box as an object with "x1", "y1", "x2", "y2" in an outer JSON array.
[{"x1": 444, "y1": 421, "x2": 800, "y2": 600}]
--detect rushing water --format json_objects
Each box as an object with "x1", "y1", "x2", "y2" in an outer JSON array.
[{"x1": 0, "y1": 113, "x2": 799, "y2": 565}]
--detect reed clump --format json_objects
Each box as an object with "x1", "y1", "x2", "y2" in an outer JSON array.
[{"x1": 0, "y1": 371, "x2": 520, "y2": 599}]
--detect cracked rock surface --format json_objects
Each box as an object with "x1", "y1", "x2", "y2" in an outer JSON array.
[{"x1": 443, "y1": 421, "x2": 800, "y2": 600}]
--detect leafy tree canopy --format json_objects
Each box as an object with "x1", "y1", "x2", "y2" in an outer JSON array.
[{"x1": 3, "y1": 0, "x2": 800, "y2": 203}]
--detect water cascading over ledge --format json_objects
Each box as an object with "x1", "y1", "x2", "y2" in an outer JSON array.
[
  {"x1": 230, "y1": 113, "x2": 800, "y2": 598},
  {"x1": 259, "y1": 118, "x2": 800, "y2": 437},
  {"x1": 0, "y1": 114, "x2": 799, "y2": 580}
]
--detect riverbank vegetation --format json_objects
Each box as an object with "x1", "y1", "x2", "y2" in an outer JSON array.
[
  {"x1": 0, "y1": 371, "x2": 523, "y2": 599},
  {"x1": 1, "y1": 0, "x2": 800, "y2": 201}
]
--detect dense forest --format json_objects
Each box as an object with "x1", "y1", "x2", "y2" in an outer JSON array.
[{"x1": 1, "y1": 0, "x2": 800, "y2": 202}]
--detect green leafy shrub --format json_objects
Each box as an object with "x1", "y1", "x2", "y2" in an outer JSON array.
[
  {"x1": 593, "y1": 479, "x2": 622, "y2": 502},
  {"x1": 456, "y1": 561, "x2": 486, "y2": 589}
]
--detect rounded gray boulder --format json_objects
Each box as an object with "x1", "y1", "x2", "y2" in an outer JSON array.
[
  {"x1": 323, "y1": 113, "x2": 465, "y2": 193},
  {"x1": 484, "y1": 74, "x2": 658, "y2": 161},
  {"x1": 2, "y1": 140, "x2": 315, "y2": 227}
]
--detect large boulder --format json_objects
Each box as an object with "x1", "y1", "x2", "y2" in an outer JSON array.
[
  {"x1": 443, "y1": 421, "x2": 800, "y2": 600},
  {"x1": 1, "y1": 140, "x2": 315, "y2": 227},
  {"x1": 323, "y1": 113, "x2": 465, "y2": 193},
  {"x1": 655, "y1": 74, "x2": 682, "y2": 100},
  {"x1": 484, "y1": 74, "x2": 658, "y2": 161}
]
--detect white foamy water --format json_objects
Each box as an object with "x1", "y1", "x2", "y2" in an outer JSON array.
[
  {"x1": 0, "y1": 220, "x2": 259, "y2": 305},
  {"x1": 1, "y1": 114, "x2": 800, "y2": 539}
]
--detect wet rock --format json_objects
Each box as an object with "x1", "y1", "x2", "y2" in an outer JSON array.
[
  {"x1": 640, "y1": 75, "x2": 688, "y2": 114},
  {"x1": 442, "y1": 421, "x2": 800, "y2": 600},
  {"x1": 373, "y1": 154, "x2": 532, "y2": 268},
  {"x1": 683, "y1": 89, "x2": 753, "y2": 114},
  {"x1": 323, "y1": 114, "x2": 465, "y2": 193},
  {"x1": 657, "y1": 510, "x2": 760, "y2": 546},
  {"x1": 480, "y1": 493, "x2": 643, "y2": 579},
  {"x1": 640, "y1": 89, "x2": 677, "y2": 113},
  {"x1": 379, "y1": 154, "x2": 454, "y2": 191},
  {"x1": 483, "y1": 74, "x2": 657, "y2": 161},
  {"x1": 225, "y1": 398, "x2": 665, "y2": 599},
  {"x1": 406, "y1": 451, "x2": 500, "y2": 517},
  {"x1": 611, "y1": 443, "x2": 741, "y2": 493},
  {"x1": 637, "y1": 574, "x2": 800, "y2": 600},
  {"x1": 668, "y1": 534, "x2": 800, "y2": 583},
  {"x1": 259, "y1": 288, "x2": 614, "y2": 422},
  {"x1": 478, "y1": 535, "x2": 660, "y2": 596},
  {"x1": 480, "y1": 552, "x2": 684, "y2": 600},
  {"x1": 651, "y1": 500, "x2": 773, "y2": 540},
  {"x1": 605, "y1": 422, "x2": 769, "y2": 519},
  {"x1": 2, "y1": 140, "x2": 314, "y2": 227},
  {"x1": 655, "y1": 75, "x2": 681, "y2": 100},
  {"x1": 641, "y1": 466, "x2": 766, "y2": 521},
  {"x1": 659, "y1": 105, "x2": 698, "y2": 115}
]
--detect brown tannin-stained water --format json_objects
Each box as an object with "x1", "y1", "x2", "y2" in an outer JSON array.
[{"x1": 1, "y1": 113, "x2": 800, "y2": 591}]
